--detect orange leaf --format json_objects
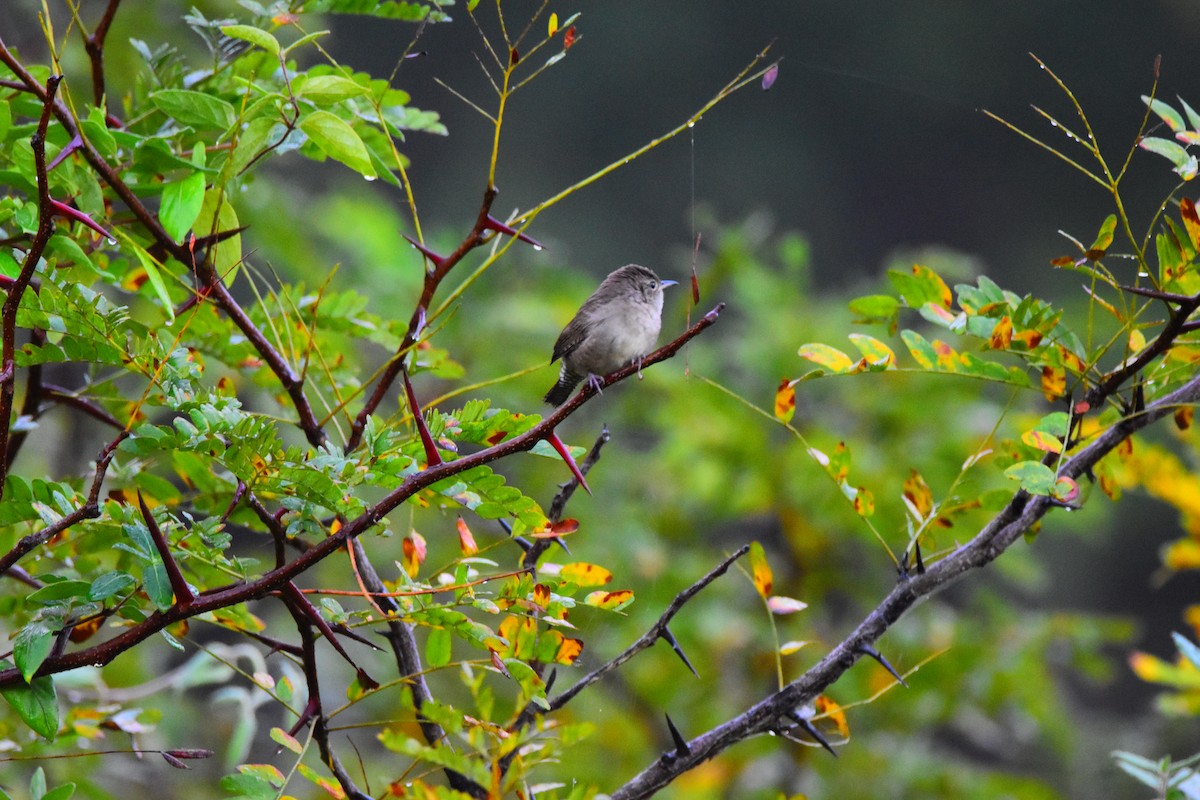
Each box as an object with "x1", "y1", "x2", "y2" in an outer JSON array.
[
  {"x1": 1164, "y1": 539, "x2": 1200, "y2": 570},
  {"x1": 554, "y1": 635, "x2": 584, "y2": 665},
  {"x1": 774, "y1": 378, "x2": 796, "y2": 423},
  {"x1": 1175, "y1": 406, "x2": 1194, "y2": 431},
  {"x1": 902, "y1": 469, "x2": 934, "y2": 519},
  {"x1": 533, "y1": 583, "x2": 550, "y2": 609},
  {"x1": 563, "y1": 26, "x2": 577, "y2": 49},
  {"x1": 401, "y1": 532, "x2": 426, "y2": 578},
  {"x1": 988, "y1": 316, "x2": 1013, "y2": 349},
  {"x1": 456, "y1": 517, "x2": 478, "y2": 555},
  {"x1": 748, "y1": 541, "x2": 773, "y2": 598},
  {"x1": 814, "y1": 695, "x2": 849, "y2": 738},
  {"x1": 1041, "y1": 365, "x2": 1066, "y2": 401},
  {"x1": 560, "y1": 562, "x2": 613, "y2": 587}
]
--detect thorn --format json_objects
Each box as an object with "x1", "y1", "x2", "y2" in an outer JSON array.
[
  {"x1": 544, "y1": 430, "x2": 591, "y2": 495},
  {"x1": 659, "y1": 626, "x2": 699, "y2": 678},
  {"x1": 665, "y1": 714, "x2": 691, "y2": 756},
  {"x1": 784, "y1": 711, "x2": 838, "y2": 758},
  {"x1": 483, "y1": 214, "x2": 544, "y2": 249},
  {"x1": 403, "y1": 369, "x2": 442, "y2": 468},
  {"x1": 914, "y1": 540, "x2": 925, "y2": 574},
  {"x1": 47, "y1": 132, "x2": 82, "y2": 171},
  {"x1": 546, "y1": 668, "x2": 558, "y2": 693},
  {"x1": 856, "y1": 643, "x2": 908, "y2": 687},
  {"x1": 49, "y1": 198, "x2": 114, "y2": 241},
  {"x1": 403, "y1": 233, "x2": 447, "y2": 271}
]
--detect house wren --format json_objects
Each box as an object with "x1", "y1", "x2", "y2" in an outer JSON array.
[{"x1": 544, "y1": 264, "x2": 677, "y2": 405}]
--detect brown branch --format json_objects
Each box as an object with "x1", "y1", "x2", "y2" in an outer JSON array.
[
  {"x1": 137, "y1": 492, "x2": 194, "y2": 609},
  {"x1": 0, "y1": 73, "x2": 60, "y2": 489},
  {"x1": 551, "y1": 545, "x2": 750, "y2": 711},
  {"x1": 608, "y1": 371, "x2": 1200, "y2": 800},
  {"x1": 83, "y1": 0, "x2": 123, "y2": 107},
  {"x1": 345, "y1": 187, "x2": 501, "y2": 452},
  {"x1": 41, "y1": 383, "x2": 123, "y2": 429},
  {"x1": 0, "y1": 431, "x2": 127, "y2": 576},
  {"x1": 0, "y1": 308, "x2": 722, "y2": 688},
  {"x1": 348, "y1": 538, "x2": 488, "y2": 799}
]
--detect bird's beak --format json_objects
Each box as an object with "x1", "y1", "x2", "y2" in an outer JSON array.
[{"x1": 661, "y1": 280, "x2": 679, "y2": 288}]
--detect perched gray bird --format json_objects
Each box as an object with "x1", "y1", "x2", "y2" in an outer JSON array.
[{"x1": 544, "y1": 264, "x2": 677, "y2": 405}]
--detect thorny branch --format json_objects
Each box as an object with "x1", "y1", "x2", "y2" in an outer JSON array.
[{"x1": 607, "y1": 363, "x2": 1200, "y2": 799}]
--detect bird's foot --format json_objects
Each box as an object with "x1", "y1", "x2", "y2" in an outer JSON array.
[
  {"x1": 585, "y1": 373, "x2": 604, "y2": 396},
  {"x1": 634, "y1": 355, "x2": 645, "y2": 380}
]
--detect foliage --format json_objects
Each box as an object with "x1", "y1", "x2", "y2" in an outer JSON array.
[{"x1": 0, "y1": 4, "x2": 1198, "y2": 800}]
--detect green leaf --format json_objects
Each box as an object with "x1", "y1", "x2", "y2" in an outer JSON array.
[
  {"x1": 425, "y1": 627, "x2": 452, "y2": 668},
  {"x1": 1143, "y1": 96, "x2": 1186, "y2": 132},
  {"x1": 160, "y1": 169, "x2": 206, "y2": 242},
  {"x1": 1004, "y1": 460, "x2": 1057, "y2": 495},
  {"x1": 849, "y1": 293, "x2": 899, "y2": 322},
  {"x1": 1179, "y1": 96, "x2": 1200, "y2": 133},
  {"x1": 295, "y1": 74, "x2": 369, "y2": 104},
  {"x1": 26, "y1": 580, "x2": 92, "y2": 604},
  {"x1": 0, "y1": 248, "x2": 20, "y2": 278},
  {"x1": 88, "y1": 572, "x2": 137, "y2": 601},
  {"x1": 143, "y1": 559, "x2": 175, "y2": 610},
  {"x1": 798, "y1": 342, "x2": 853, "y2": 372},
  {"x1": 14, "y1": 622, "x2": 55, "y2": 682},
  {"x1": 220, "y1": 24, "x2": 280, "y2": 55},
  {"x1": 0, "y1": 673, "x2": 58, "y2": 739},
  {"x1": 123, "y1": 236, "x2": 175, "y2": 324},
  {"x1": 299, "y1": 110, "x2": 377, "y2": 179},
  {"x1": 150, "y1": 89, "x2": 236, "y2": 131},
  {"x1": 193, "y1": 192, "x2": 243, "y2": 283},
  {"x1": 1090, "y1": 214, "x2": 1118, "y2": 252}
]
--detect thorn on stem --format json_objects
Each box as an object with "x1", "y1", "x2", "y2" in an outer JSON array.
[
  {"x1": 544, "y1": 430, "x2": 591, "y2": 495},
  {"x1": 403, "y1": 234, "x2": 447, "y2": 271},
  {"x1": 784, "y1": 711, "x2": 838, "y2": 758},
  {"x1": 659, "y1": 626, "x2": 699, "y2": 678},
  {"x1": 483, "y1": 214, "x2": 544, "y2": 249},
  {"x1": 856, "y1": 643, "x2": 908, "y2": 688},
  {"x1": 403, "y1": 369, "x2": 442, "y2": 468},
  {"x1": 664, "y1": 713, "x2": 691, "y2": 756}
]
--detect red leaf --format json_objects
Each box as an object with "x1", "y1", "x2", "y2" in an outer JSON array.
[{"x1": 563, "y1": 26, "x2": 577, "y2": 50}]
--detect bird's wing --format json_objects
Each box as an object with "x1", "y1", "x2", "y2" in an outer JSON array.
[{"x1": 550, "y1": 315, "x2": 588, "y2": 363}]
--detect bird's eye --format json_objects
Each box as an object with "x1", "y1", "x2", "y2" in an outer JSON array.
[{"x1": 649, "y1": 280, "x2": 658, "y2": 289}]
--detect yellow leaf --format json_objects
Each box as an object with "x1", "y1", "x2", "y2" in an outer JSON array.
[
  {"x1": 798, "y1": 342, "x2": 854, "y2": 372},
  {"x1": 554, "y1": 634, "x2": 583, "y2": 665},
  {"x1": 584, "y1": 589, "x2": 634, "y2": 610},
  {"x1": 1181, "y1": 197, "x2": 1200, "y2": 251},
  {"x1": 988, "y1": 316, "x2": 1013, "y2": 349},
  {"x1": 560, "y1": 562, "x2": 613, "y2": 587},
  {"x1": 748, "y1": 541, "x2": 773, "y2": 599},
  {"x1": 1041, "y1": 365, "x2": 1066, "y2": 401},
  {"x1": 401, "y1": 531, "x2": 426, "y2": 578},
  {"x1": 774, "y1": 378, "x2": 796, "y2": 423},
  {"x1": 902, "y1": 470, "x2": 934, "y2": 518},
  {"x1": 779, "y1": 641, "x2": 810, "y2": 655},
  {"x1": 847, "y1": 333, "x2": 896, "y2": 368},
  {"x1": 1129, "y1": 328, "x2": 1147, "y2": 353},
  {"x1": 1021, "y1": 429, "x2": 1063, "y2": 454},
  {"x1": 548, "y1": 12, "x2": 559, "y2": 37},
  {"x1": 1164, "y1": 540, "x2": 1200, "y2": 570}
]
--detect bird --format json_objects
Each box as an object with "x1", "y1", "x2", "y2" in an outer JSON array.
[{"x1": 544, "y1": 264, "x2": 677, "y2": 406}]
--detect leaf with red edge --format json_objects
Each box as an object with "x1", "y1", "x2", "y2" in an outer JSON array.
[
  {"x1": 563, "y1": 26, "x2": 577, "y2": 49},
  {"x1": 554, "y1": 635, "x2": 583, "y2": 665},
  {"x1": 748, "y1": 541, "x2": 773, "y2": 599},
  {"x1": 456, "y1": 517, "x2": 478, "y2": 556},
  {"x1": 1181, "y1": 198, "x2": 1200, "y2": 251},
  {"x1": 1021, "y1": 429, "x2": 1063, "y2": 455},
  {"x1": 989, "y1": 316, "x2": 1013, "y2": 350},
  {"x1": 774, "y1": 378, "x2": 796, "y2": 423},
  {"x1": 584, "y1": 589, "x2": 634, "y2": 610}
]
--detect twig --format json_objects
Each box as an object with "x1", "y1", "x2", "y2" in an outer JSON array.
[
  {"x1": 551, "y1": 545, "x2": 750, "y2": 711},
  {"x1": 607, "y1": 371, "x2": 1200, "y2": 800}
]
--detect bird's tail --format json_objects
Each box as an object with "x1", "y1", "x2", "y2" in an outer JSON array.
[{"x1": 543, "y1": 368, "x2": 579, "y2": 406}]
